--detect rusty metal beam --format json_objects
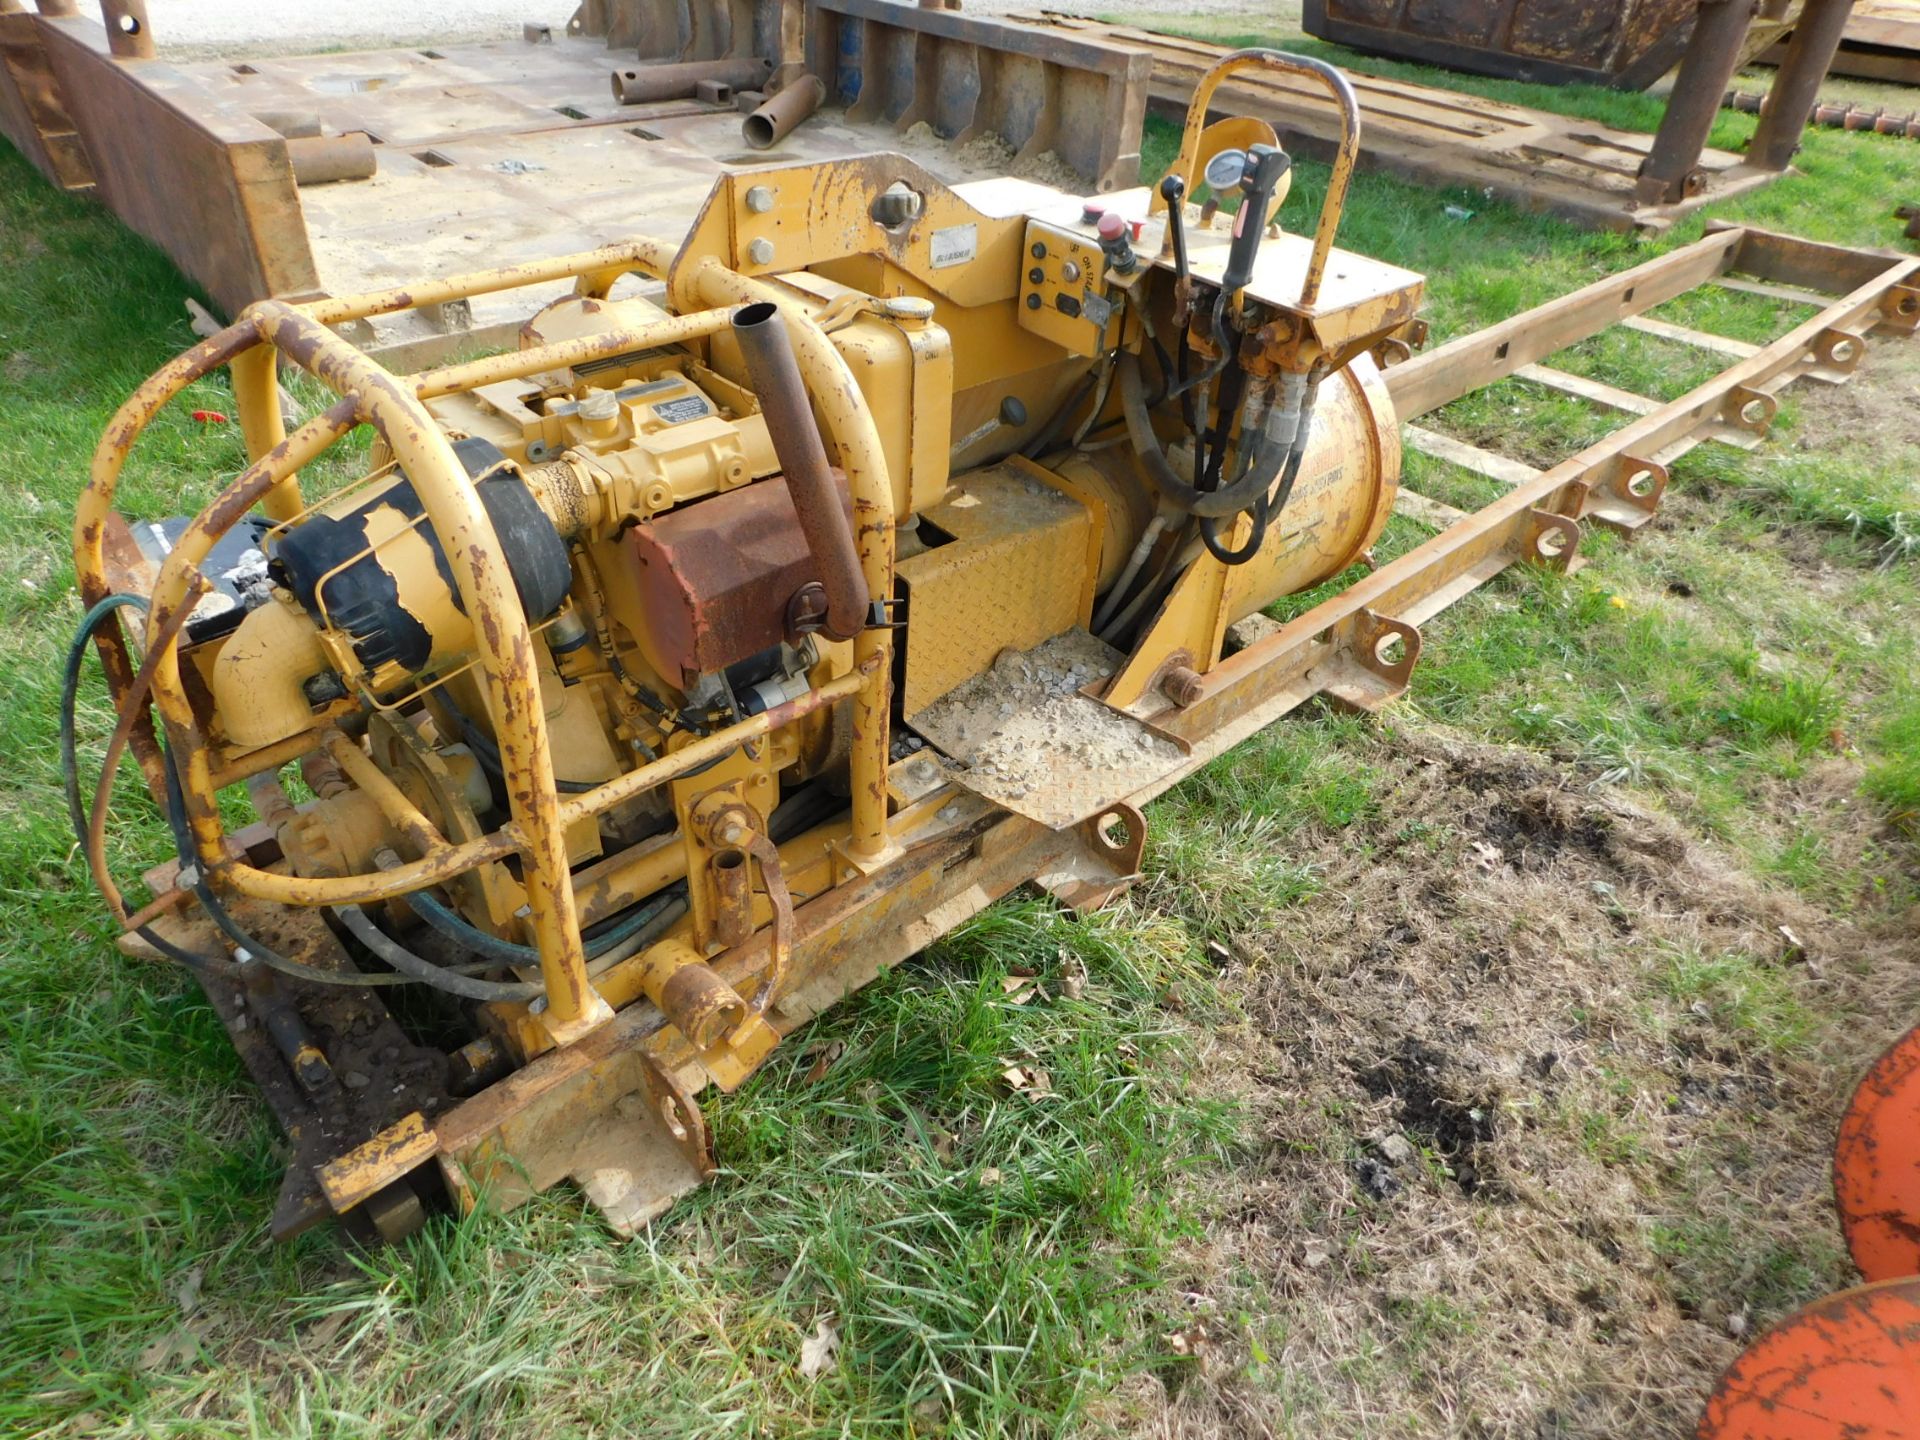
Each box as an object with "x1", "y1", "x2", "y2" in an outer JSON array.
[
  {"x1": 807, "y1": 0, "x2": 1152, "y2": 191},
  {"x1": 1015, "y1": 14, "x2": 1780, "y2": 233}
]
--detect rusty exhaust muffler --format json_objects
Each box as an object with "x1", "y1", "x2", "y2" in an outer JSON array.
[
  {"x1": 730, "y1": 301, "x2": 866, "y2": 642},
  {"x1": 742, "y1": 73, "x2": 826, "y2": 150},
  {"x1": 612, "y1": 57, "x2": 773, "y2": 105}
]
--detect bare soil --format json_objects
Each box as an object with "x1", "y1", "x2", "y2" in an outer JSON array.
[
  {"x1": 1101, "y1": 727, "x2": 1920, "y2": 1436},
  {"x1": 1090, "y1": 348, "x2": 1920, "y2": 1436}
]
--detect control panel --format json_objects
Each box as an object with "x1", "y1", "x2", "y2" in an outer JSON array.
[{"x1": 1016, "y1": 219, "x2": 1113, "y2": 358}]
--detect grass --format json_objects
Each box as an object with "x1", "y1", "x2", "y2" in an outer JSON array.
[{"x1": 3, "y1": 11, "x2": 1920, "y2": 1438}]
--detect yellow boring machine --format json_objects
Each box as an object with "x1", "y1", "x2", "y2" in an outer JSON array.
[{"x1": 66, "y1": 48, "x2": 1920, "y2": 1241}]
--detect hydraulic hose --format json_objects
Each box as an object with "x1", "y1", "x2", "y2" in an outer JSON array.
[
  {"x1": 61, "y1": 594, "x2": 232, "y2": 976},
  {"x1": 1091, "y1": 511, "x2": 1170, "y2": 634},
  {"x1": 1118, "y1": 353, "x2": 1277, "y2": 520},
  {"x1": 395, "y1": 857, "x2": 685, "y2": 970},
  {"x1": 335, "y1": 902, "x2": 543, "y2": 1002}
]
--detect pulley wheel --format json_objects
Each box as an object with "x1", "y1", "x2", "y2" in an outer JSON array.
[
  {"x1": 1834, "y1": 1023, "x2": 1920, "y2": 1282},
  {"x1": 1699, "y1": 1277, "x2": 1920, "y2": 1439}
]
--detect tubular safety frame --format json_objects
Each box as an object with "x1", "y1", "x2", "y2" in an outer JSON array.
[
  {"x1": 1152, "y1": 48, "x2": 1363, "y2": 313},
  {"x1": 72, "y1": 238, "x2": 896, "y2": 1046}
]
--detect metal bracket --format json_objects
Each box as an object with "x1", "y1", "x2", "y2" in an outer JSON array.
[
  {"x1": 1036, "y1": 801, "x2": 1148, "y2": 912},
  {"x1": 1316, "y1": 609, "x2": 1422, "y2": 714},
  {"x1": 1522, "y1": 510, "x2": 1583, "y2": 572}
]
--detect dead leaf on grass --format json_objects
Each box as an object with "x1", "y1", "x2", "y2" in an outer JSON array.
[
  {"x1": 799, "y1": 1317, "x2": 840, "y2": 1380},
  {"x1": 171, "y1": 1265, "x2": 205, "y2": 1318},
  {"x1": 138, "y1": 1322, "x2": 207, "y2": 1372},
  {"x1": 803, "y1": 1041, "x2": 846, "y2": 1084},
  {"x1": 999, "y1": 976, "x2": 1042, "y2": 1005},
  {"x1": 1059, "y1": 954, "x2": 1087, "y2": 1001},
  {"x1": 999, "y1": 1062, "x2": 1054, "y2": 1099},
  {"x1": 1167, "y1": 1321, "x2": 1211, "y2": 1359},
  {"x1": 304, "y1": 1309, "x2": 350, "y2": 1348},
  {"x1": 1471, "y1": 839, "x2": 1504, "y2": 870}
]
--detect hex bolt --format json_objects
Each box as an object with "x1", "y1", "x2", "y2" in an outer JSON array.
[
  {"x1": 746, "y1": 237, "x2": 775, "y2": 266},
  {"x1": 745, "y1": 185, "x2": 774, "y2": 214},
  {"x1": 1161, "y1": 665, "x2": 1205, "y2": 707}
]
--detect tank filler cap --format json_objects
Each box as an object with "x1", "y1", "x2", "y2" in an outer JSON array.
[{"x1": 879, "y1": 296, "x2": 935, "y2": 322}]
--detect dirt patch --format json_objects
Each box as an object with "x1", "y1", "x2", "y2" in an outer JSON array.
[
  {"x1": 1095, "y1": 723, "x2": 1920, "y2": 1439},
  {"x1": 1785, "y1": 333, "x2": 1920, "y2": 456}
]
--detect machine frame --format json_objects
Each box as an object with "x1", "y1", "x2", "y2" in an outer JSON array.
[{"x1": 69, "y1": 52, "x2": 1920, "y2": 1240}]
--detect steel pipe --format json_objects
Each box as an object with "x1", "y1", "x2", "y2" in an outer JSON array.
[
  {"x1": 730, "y1": 302, "x2": 867, "y2": 641},
  {"x1": 98, "y1": 0, "x2": 153, "y2": 58},
  {"x1": 286, "y1": 132, "x2": 377, "y2": 186},
  {"x1": 742, "y1": 74, "x2": 826, "y2": 150},
  {"x1": 1637, "y1": 0, "x2": 1759, "y2": 205},
  {"x1": 611, "y1": 57, "x2": 771, "y2": 104},
  {"x1": 1749, "y1": 0, "x2": 1860, "y2": 171},
  {"x1": 302, "y1": 236, "x2": 677, "y2": 326}
]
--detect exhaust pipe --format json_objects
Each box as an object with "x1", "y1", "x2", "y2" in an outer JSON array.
[
  {"x1": 611, "y1": 57, "x2": 773, "y2": 105},
  {"x1": 730, "y1": 302, "x2": 866, "y2": 642},
  {"x1": 742, "y1": 73, "x2": 826, "y2": 150}
]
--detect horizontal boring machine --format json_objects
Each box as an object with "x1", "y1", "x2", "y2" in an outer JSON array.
[{"x1": 73, "y1": 53, "x2": 1423, "y2": 1238}]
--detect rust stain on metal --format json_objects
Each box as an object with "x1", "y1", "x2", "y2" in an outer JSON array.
[
  {"x1": 1834, "y1": 1022, "x2": 1920, "y2": 1283},
  {"x1": 1698, "y1": 1276, "x2": 1920, "y2": 1440}
]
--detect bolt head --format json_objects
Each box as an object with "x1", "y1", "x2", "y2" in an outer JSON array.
[
  {"x1": 745, "y1": 185, "x2": 774, "y2": 214},
  {"x1": 746, "y1": 237, "x2": 775, "y2": 266}
]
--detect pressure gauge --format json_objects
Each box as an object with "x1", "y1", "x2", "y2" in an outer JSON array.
[{"x1": 1203, "y1": 148, "x2": 1249, "y2": 193}]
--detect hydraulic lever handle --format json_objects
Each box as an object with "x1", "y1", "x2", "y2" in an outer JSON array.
[
  {"x1": 1159, "y1": 173, "x2": 1190, "y2": 285},
  {"x1": 1154, "y1": 47, "x2": 1362, "y2": 312},
  {"x1": 1220, "y1": 144, "x2": 1292, "y2": 302}
]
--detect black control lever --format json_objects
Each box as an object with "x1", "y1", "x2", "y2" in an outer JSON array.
[
  {"x1": 1158, "y1": 173, "x2": 1198, "y2": 431},
  {"x1": 1218, "y1": 144, "x2": 1292, "y2": 305}
]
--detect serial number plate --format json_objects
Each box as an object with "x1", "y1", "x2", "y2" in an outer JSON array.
[
  {"x1": 652, "y1": 395, "x2": 711, "y2": 424},
  {"x1": 929, "y1": 223, "x2": 978, "y2": 269}
]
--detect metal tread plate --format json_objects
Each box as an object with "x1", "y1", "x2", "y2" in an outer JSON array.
[{"x1": 907, "y1": 628, "x2": 1186, "y2": 829}]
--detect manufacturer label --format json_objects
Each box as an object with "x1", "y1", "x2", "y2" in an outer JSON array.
[
  {"x1": 651, "y1": 394, "x2": 711, "y2": 425},
  {"x1": 929, "y1": 223, "x2": 978, "y2": 269}
]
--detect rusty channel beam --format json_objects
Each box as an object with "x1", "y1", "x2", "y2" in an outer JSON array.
[
  {"x1": 305, "y1": 788, "x2": 1140, "y2": 1228},
  {"x1": 1129, "y1": 227, "x2": 1920, "y2": 783}
]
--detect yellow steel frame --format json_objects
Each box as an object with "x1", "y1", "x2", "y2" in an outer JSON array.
[{"x1": 73, "y1": 237, "x2": 895, "y2": 1047}]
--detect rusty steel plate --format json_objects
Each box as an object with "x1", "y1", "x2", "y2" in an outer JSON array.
[
  {"x1": 1834, "y1": 1023, "x2": 1920, "y2": 1283},
  {"x1": 1301, "y1": 0, "x2": 1697, "y2": 90},
  {"x1": 1698, "y1": 1277, "x2": 1920, "y2": 1439}
]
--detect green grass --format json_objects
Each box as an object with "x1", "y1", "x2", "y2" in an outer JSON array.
[
  {"x1": 3, "y1": 14, "x2": 1920, "y2": 1438},
  {"x1": 1865, "y1": 692, "x2": 1920, "y2": 828}
]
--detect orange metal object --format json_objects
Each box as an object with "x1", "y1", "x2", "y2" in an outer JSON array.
[
  {"x1": 1834, "y1": 1023, "x2": 1920, "y2": 1282},
  {"x1": 1698, "y1": 1276, "x2": 1920, "y2": 1439}
]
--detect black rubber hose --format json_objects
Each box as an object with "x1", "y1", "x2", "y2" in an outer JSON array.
[
  {"x1": 1200, "y1": 490, "x2": 1270, "y2": 566},
  {"x1": 60, "y1": 596, "x2": 236, "y2": 977},
  {"x1": 403, "y1": 879, "x2": 684, "y2": 968},
  {"x1": 334, "y1": 903, "x2": 543, "y2": 1002},
  {"x1": 1118, "y1": 353, "x2": 1279, "y2": 520}
]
